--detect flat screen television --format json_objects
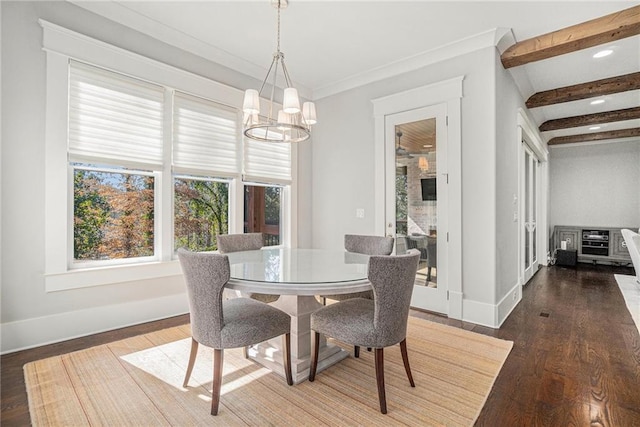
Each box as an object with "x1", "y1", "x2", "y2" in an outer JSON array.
[{"x1": 421, "y1": 178, "x2": 437, "y2": 201}]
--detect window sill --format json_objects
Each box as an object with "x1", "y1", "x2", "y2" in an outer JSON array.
[{"x1": 45, "y1": 260, "x2": 183, "y2": 292}]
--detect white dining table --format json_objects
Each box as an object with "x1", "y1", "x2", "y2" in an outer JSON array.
[{"x1": 225, "y1": 247, "x2": 371, "y2": 384}]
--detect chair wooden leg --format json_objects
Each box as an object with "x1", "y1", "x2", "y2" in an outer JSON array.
[
  {"x1": 309, "y1": 331, "x2": 320, "y2": 382},
  {"x1": 354, "y1": 345, "x2": 360, "y2": 358},
  {"x1": 427, "y1": 267, "x2": 432, "y2": 282},
  {"x1": 374, "y1": 348, "x2": 387, "y2": 414},
  {"x1": 282, "y1": 333, "x2": 293, "y2": 386},
  {"x1": 243, "y1": 346, "x2": 249, "y2": 359},
  {"x1": 211, "y1": 349, "x2": 224, "y2": 416},
  {"x1": 322, "y1": 297, "x2": 327, "y2": 305},
  {"x1": 183, "y1": 338, "x2": 199, "y2": 388},
  {"x1": 399, "y1": 339, "x2": 415, "y2": 387}
]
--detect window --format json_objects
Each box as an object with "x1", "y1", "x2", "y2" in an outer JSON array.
[
  {"x1": 244, "y1": 184, "x2": 282, "y2": 246},
  {"x1": 43, "y1": 21, "x2": 297, "y2": 290},
  {"x1": 174, "y1": 176, "x2": 229, "y2": 251},
  {"x1": 74, "y1": 165, "x2": 155, "y2": 264}
]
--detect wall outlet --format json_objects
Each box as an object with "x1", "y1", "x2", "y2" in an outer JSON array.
[
  {"x1": 356, "y1": 208, "x2": 365, "y2": 219},
  {"x1": 512, "y1": 290, "x2": 518, "y2": 301}
]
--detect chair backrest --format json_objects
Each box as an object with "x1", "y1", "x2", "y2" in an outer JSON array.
[
  {"x1": 217, "y1": 233, "x2": 263, "y2": 253},
  {"x1": 177, "y1": 249, "x2": 229, "y2": 348},
  {"x1": 345, "y1": 234, "x2": 394, "y2": 256},
  {"x1": 368, "y1": 249, "x2": 420, "y2": 347},
  {"x1": 621, "y1": 229, "x2": 640, "y2": 283}
]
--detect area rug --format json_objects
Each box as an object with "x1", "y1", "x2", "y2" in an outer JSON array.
[
  {"x1": 615, "y1": 274, "x2": 640, "y2": 334},
  {"x1": 24, "y1": 317, "x2": 512, "y2": 427}
]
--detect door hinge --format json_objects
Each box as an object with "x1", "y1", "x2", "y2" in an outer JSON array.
[
  {"x1": 446, "y1": 116, "x2": 449, "y2": 126},
  {"x1": 442, "y1": 173, "x2": 449, "y2": 184},
  {"x1": 447, "y1": 290, "x2": 450, "y2": 300},
  {"x1": 446, "y1": 232, "x2": 449, "y2": 242}
]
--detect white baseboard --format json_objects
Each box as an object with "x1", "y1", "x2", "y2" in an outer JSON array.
[
  {"x1": 1, "y1": 293, "x2": 189, "y2": 354},
  {"x1": 496, "y1": 281, "x2": 521, "y2": 327},
  {"x1": 461, "y1": 298, "x2": 497, "y2": 328}
]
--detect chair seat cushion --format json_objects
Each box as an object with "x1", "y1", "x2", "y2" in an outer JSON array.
[
  {"x1": 221, "y1": 298, "x2": 290, "y2": 349},
  {"x1": 311, "y1": 298, "x2": 383, "y2": 347}
]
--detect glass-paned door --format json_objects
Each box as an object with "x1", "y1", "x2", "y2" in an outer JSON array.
[
  {"x1": 385, "y1": 104, "x2": 448, "y2": 314},
  {"x1": 522, "y1": 143, "x2": 539, "y2": 284}
]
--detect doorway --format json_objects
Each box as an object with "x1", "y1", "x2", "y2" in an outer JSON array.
[
  {"x1": 521, "y1": 142, "x2": 541, "y2": 284},
  {"x1": 385, "y1": 104, "x2": 448, "y2": 314}
]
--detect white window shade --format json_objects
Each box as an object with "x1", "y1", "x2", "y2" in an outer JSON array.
[
  {"x1": 244, "y1": 139, "x2": 292, "y2": 184},
  {"x1": 173, "y1": 92, "x2": 239, "y2": 176},
  {"x1": 68, "y1": 60, "x2": 164, "y2": 168}
]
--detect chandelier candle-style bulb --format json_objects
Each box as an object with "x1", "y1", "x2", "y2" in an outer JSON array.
[
  {"x1": 302, "y1": 102, "x2": 317, "y2": 125},
  {"x1": 243, "y1": 89, "x2": 260, "y2": 114},
  {"x1": 283, "y1": 88, "x2": 301, "y2": 113}
]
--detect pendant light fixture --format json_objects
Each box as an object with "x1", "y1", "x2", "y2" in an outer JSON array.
[
  {"x1": 242, "y1": 0, "x2": 316, "y2": 143},
  {"x1": 418, "y1": 156, "x2": 429, "y2": 171}
]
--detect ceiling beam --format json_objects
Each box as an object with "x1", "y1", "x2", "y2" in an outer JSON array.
[
  {"x1": 548, "y1": 128, "x2": 640, "y2": 145},
  {"x1": 539, "y1": 107, "x2": 640, "y2": 131},
  {"x1": 526, "y1": 72, "x2": 640, "y2": 108},
  {"x1": 501, "y1": 5, "x2": 640, "y2": 68}
]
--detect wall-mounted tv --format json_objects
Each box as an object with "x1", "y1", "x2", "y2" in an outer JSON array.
[{"x1": 421, "y1": 178, "x2": 437, "y2": 201}]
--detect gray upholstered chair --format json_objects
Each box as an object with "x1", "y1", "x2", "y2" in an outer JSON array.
[
  {"x1": 217, "y1": 233, "x2": 279, "y2": 304},
  {"x1": 309, "y1": 249, "x2": 421, "y2": 414},
  {"x1": 321, "y1": 234, "x2": 394, "y2": 304},
  {"x1": 621, "y1": 229, "x2": 640, "y2": 284},
  {"x1": 177, "y1": 249, "x2": 293, "y2": 415}
]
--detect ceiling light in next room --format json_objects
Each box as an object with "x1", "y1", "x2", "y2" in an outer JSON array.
[
  {"x1": 592, "y1": 49, "x2": 613, "y2": 58},
  {"x1": 590, "y1": 99, "x2": 605, "y2": 105},
  {"x1": 589, "y1": 126, "x2": 601, "y2": 130}
]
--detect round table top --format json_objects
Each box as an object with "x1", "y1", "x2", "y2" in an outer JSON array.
[{"x1": 225, "y1": 247, "x2": 371, "y2": 296}]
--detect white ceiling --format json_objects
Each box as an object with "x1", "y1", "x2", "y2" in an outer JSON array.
[{"x1": 70, "y1": 1, "x2": 640, "y2": 145}]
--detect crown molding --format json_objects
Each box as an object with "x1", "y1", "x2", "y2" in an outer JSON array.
[
  {"x1": 313, "y1": 28, "x2": 510, "y2": 100},
  {"x1": 66, "y1": 0, "x2": 313, "y2": 99}
]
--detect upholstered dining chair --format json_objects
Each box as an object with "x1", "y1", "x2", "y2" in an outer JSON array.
[
  {"x1": 217, "y1": 233, "x2": 279, "y2": 304},
  {"x1": 425, "y1": 236, "x2": 437, "y2": 282},
  {"x1": 621, "y1": 228, "x2": 640, "y2": 284},
  {"x1": 309, "y1": 249, "x2": 421, "y2": 414},
  {"x1": 177, "y1": 249, "x2": 293, "y2": 415},
  {"x1": 321, "y1": 234, "x2": 395, "y2": 304}
]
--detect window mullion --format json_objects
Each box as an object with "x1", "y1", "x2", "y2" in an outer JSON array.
[{"x1": 160, "y1": 88, "x2": 175, "y2": 260}]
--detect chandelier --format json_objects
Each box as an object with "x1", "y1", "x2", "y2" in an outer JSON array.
[{"x1": 242, "y1": 0, "x2": 316, "y2": 143}]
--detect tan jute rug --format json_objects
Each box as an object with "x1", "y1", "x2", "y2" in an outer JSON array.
[{"x1": 24, "y1": 317, "x2": 512, "y2": 426}]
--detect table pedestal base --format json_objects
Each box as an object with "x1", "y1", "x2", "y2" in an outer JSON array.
[{"x1": 247, "y1": 294, "x2": 350, "y2": 384}]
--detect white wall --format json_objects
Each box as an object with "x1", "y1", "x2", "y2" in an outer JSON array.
[
  {"x1": 549, "y1": 140, "x2": 640, "y2": 229},
  {"x1": 310, "y1": 47, "x2": 504, "y2": 326},
  {"x1": 0, "y1": 1, "x2": 302, "y2": 353}
]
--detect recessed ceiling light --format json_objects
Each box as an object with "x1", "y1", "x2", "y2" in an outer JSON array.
[
  {"x1": 593, "y1": 49, "x2": 613, "y2": 58},
  {"x1": 590, "y1": 99, "x2": 605, "y2": 105},
  {"x1": 423, "y1": 144, "x2": 433, "y2": 148},
  {"x1": 589, "y1": 126, "x2": 601, "y2": 130}
]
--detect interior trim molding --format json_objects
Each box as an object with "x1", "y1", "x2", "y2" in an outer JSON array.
[
  {"x1": 316, "y1": 28, "x2": 507, "y2": 100},
  {"x1": 0, "y1": 294, "x2": 188, "y2": 354},
  {"x1": 372, "y1": 76, "x2": 463, "y2": 320}
]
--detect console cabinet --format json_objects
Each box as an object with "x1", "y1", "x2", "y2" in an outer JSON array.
[{"x1": 553, "y1": 225, "x2": 637, "y2": 266}]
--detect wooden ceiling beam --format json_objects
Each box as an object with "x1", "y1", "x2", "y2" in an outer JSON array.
[
  {"x1": 526, "y1": 72, "x2": 640, "y2": 108},
  {"x1": 548, "y1": 127, "x2": 640, "y2": 145},
  {"x1": 501, "y1": 5, "x2": 640, "y2": 68},
  {"x1": 539, "y1": 107, "x2": 640, "y2": 131}
]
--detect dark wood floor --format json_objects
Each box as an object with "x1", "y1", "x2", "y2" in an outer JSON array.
[{"x1": 2, "y1": 264, "x2": 639, "y2": 426}]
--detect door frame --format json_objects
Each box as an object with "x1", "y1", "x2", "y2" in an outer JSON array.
[
  {"x1": 372, "y1": 77, "x2": 463, "y2": 319},
  {"x1": 517, "y1": 109, "x2": 549, "y2": 287}
]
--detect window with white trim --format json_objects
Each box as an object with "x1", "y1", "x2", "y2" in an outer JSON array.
[{"x1": 66, "y1": 60, "x2": 293, "y2": 269}]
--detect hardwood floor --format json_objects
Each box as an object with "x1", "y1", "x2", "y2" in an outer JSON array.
[{"x1": 2, "y1": 264, "x2": 639, "y2": 426}]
